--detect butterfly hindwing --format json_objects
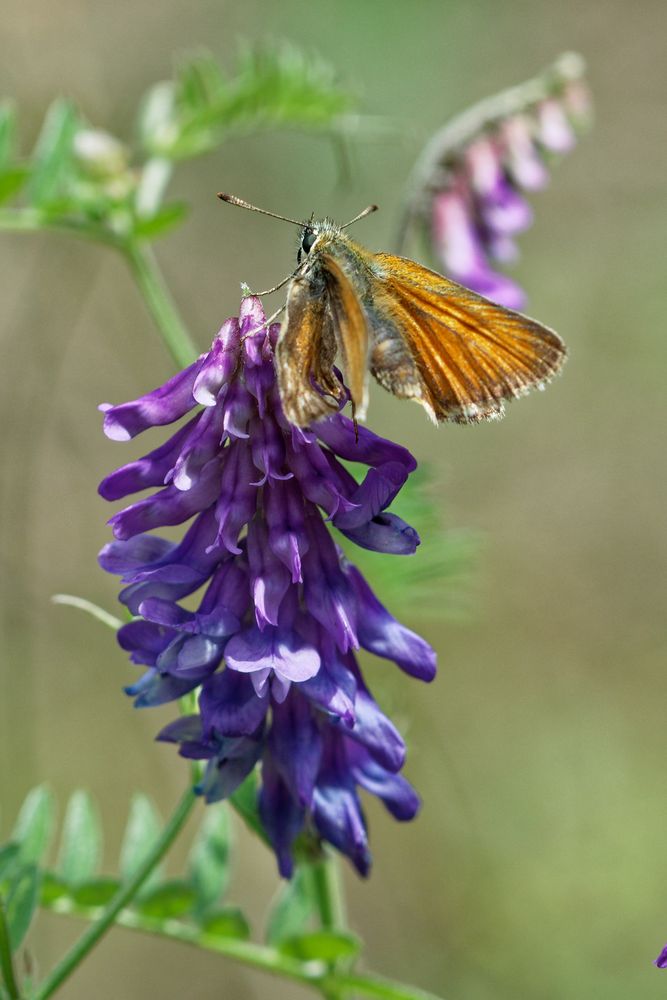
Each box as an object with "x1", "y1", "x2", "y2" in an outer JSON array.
[
  {"x1": 320, "y1": 251, "x2": 370, "y2": 420},
  {"x1": 277, "y1": 275, "x2": 342, "y2": 426}
]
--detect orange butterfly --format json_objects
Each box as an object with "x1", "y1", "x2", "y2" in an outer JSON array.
[{"x1": 218, "y1": 194, "x2": 566, "y2": 428}]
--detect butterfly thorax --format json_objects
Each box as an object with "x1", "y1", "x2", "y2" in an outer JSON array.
[{"x1": 296, "y1": 219, "x2": 374, "y2": 303}]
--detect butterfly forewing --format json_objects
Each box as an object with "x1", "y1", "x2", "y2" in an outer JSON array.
[{"x1": 366, "y1": 252, "x2": 567, "y2": 424}]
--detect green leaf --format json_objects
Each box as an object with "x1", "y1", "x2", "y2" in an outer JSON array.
[
  {"x1": 0, "y1": 166, "x2": 29, "y2": 205},
  {"x1": 201, "y1": 906, "x2": 250, "y2": 940},
  {"x1": 166, "y1": 44, "x2": 354, "y2": 159},
  {"x1": 12, "y1": 785, "x2": 56, "y2": 865},
  {"x1": 187, "y1": 803, "x2": 232, "y2": 914},
  {"x1": 5, "y1": 865, "x2": 41, "y2": 951},
  {"x1": 0, "y1": 101, "x2": 17, "y2": 169},
  {"x1": 265, "y1": 863, "x2": 316, "y2": 944},
  {"x1": 0, "y1": 845, "x2": 20, "y2": 885},
  {"x1": 56, "y1": 790, "x2": 102, "y2": 884},
  {"x1": 27, "y1": 99, "x2": 79, "y2": 206},
  {"x1": 119, "y1": 793, "x2": 163, "y2": 890},
  {"x1": 135, "y1": 880, "x2": 197, "y2": 919},
  {"x1": 177, "y1": 51, "x2": 226, "y2": 109},
  {"x1": 40, "y1": 873, "x2": 69, "y2": 906},
  {"x1": 133, "y1": 201, "x2": 188, "y2": 240},
  {"x1": 71, "y1": 878, "x2": 121, "y2": 908},
  {"x1": 219, "y1": 42, "x2": 353, "y2": 131},
  {"x1": 279, "y1": 929, "x2": 361, "y2": 963}
]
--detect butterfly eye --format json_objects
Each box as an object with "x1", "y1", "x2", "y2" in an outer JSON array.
[{"x1": 301, "y1": 229, "x2": 316, "y2": 255}]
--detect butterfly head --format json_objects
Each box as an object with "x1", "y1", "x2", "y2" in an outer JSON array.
[{"x1": 296, "y1": 217, "x2": 341, "y2": 266}]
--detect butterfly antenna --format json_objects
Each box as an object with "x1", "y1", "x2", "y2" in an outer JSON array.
[
  {"x1": 217, "y1": 193, "x2": 304, "y2": 227},
  {"x1": 341, "y1": 204, "x2": 379, "y2": 229},
  {"x1": 249, "y1": 270, "x2": 299, "y2": 297}
]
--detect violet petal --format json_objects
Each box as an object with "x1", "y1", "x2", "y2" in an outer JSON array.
[{"x1": 100, "y1": 358, "x2": 202, "y2": 441}]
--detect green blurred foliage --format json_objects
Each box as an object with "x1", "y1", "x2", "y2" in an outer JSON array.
[{"x1": 0, "y1": 45, "x2": 356, "y2": 244}]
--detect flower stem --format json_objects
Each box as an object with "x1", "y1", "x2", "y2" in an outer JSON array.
[
  {"x1": 310, "y1": 852, "x2": 349, "y2": 1000},
  {"x1": 33, "y1": 787, "x2": 196, "y2": 1000},
  {"x1": 0, "y1": 899, "x2": 21, "y2": 1000},
  {"x1": 311, "y1": 851, "x2": 347, "y2": 930},
  {"x1": 123, "y1": 241, "x2": 199, "y2": 369}
]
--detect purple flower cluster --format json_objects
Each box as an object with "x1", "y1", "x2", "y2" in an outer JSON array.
[
  {"x1": 99, "y1": 296, "x2": 436, "y2": 876},
  {"x1": 423, "y1": 57, "x2": 591, "y2": 309}
]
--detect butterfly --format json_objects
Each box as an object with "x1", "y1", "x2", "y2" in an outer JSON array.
[{"x1": 218, "y1": 194, "x2": 567, "y2": 428}]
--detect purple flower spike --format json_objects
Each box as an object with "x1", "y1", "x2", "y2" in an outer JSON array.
[
  {"x1": 408, "y1": 55, "x2": 590, "y2": 307},
  {"x1": 100, "y1": 295, "x2": 436, "y2": 876}
]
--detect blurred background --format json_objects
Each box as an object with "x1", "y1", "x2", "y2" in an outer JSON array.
[{"x1": 0, "y1": 0, "x2": 665, "y2": 997}]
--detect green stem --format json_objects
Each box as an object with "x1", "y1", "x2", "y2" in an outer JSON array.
[
  {"x1": 40, "y1": 901, "x2": 445, "y2": 1000},
  {"x1": 123, "y1": 241, "x2": 198, "y2": 369},
  {"x1": 0, "y1": 208, "x2": 198, "y2": 370},
  {"x1": 0, "y1": 900, "x2": 20, "y2": 1000},
  {"x1": 0, "y1": 207, "x2": 124, "y2": 250},
  {"x1": 111, "y1": 912, "x2": 327, "y2": 986},
  {"x1": 322, "y1": 971, "x2": 445, "y2": 1000},
  {"x1": 310, "y1": 852, "x2": 349, "y2": 999},
  {"x1": 311, "y1": 851, "x2": 346, "y2": 930},
  {"x1": 50, "y1": 594, "x2": 123, "y2": 631},
  {"x1": 33, "y1": 787, "x2": 196, "y2": 1000}
]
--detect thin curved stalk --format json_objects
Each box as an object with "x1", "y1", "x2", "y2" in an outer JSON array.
[
  {"x1": 123, "y1": 241, "x2": 199, "y2": 368},
  {"x1": 396, "y1": 51, "x2": 587, "y2": 251}
]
